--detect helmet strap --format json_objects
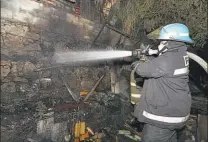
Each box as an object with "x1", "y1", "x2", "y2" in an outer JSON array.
[{"x1": 157, "y1": 46, "x2": 168, "y2": 56}]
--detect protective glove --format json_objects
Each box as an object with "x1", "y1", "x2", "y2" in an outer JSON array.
[
  {"x1": 148, "y1": 49, "x2": 158, "y2": 55},
  {"x1": 140, "y1": 43, "x2": 158, "y2": 56},
  {"x1": 139, "y1": 43, "x2": 150, "y2": 55},
  {"x1": 142, "y1": 47, "x2": 158, "y2": 56}
]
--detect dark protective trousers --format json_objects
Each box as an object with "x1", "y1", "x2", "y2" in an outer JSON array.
[{"x1": 141, "y1": 124, "x2": 177, "y2": 142}]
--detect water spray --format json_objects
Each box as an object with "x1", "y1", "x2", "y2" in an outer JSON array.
[{"x1": 53, "y1": 50, "x2": 142, "y2": 64}]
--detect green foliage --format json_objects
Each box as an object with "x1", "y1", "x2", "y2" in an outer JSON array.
[{"x1": 114, "y1": 0, "x2": 207, "y2": 48}]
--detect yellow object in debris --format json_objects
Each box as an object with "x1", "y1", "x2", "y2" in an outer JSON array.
[
  {"x1": 80, "y1": 131, "x2": 89, "y2": 141},
  {"x1": 74, "y1": 138, "x2": 80, "y2": 142},
  {"x1": 80, "y1": 90, "x2": 88, "y2": 96},
  {"x1": 80, "y1": 122, "x2": 86, "y2": 135},
  {"x1": 86, "y1": 127, "x2": 94, "y2": 135},
  {"x1": 74, "y1": 121, "x2": 86, "y2": 138},
  {"x1": 74, "y1": 122, "x2": 80, "y2": 138},
  {"x1": 130, "y1": 70, "x2": 142, "y2": 104}
]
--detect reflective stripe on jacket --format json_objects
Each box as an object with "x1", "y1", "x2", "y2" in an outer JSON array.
[{"x1": 142, "y1": 111, "x2": 189, "y2": 123}]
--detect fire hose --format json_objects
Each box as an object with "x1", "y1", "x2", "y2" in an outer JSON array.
[
  {"x1": 187, "y1": 52, "x2": 207, "y2": 73},
  {"x1": 130, "y1": 50, "x2": 208, "y2": 104}
]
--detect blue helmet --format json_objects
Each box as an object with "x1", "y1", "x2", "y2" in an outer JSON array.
[{"x1": 158, "y1": 23, "x2": 193, "y2": 43}]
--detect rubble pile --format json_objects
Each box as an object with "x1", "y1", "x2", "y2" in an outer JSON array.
[
  {"x1": 1, "y1": 81, "x2": 203, "y2": 142},
  {"x1": 1, "y1": 88, "x2": 135, "y2": 142}
]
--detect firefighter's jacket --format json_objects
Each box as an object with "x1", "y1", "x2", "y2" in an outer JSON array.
[{"x1": 134, "y1": 41, "x2": 191, "y2": 129}]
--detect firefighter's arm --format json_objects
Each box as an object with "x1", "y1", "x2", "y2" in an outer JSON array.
[{"x1": 134, "y1": 57, "x2": 168, "y2": 78}]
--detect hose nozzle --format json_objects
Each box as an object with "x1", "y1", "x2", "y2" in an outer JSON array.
[{"x1": 132, "y1": 49, "x2": 142, "y2": 58}]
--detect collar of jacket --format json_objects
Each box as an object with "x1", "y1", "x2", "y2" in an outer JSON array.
[{"x1": 163, "y1": 41, "x2": 188, "y2": 53}]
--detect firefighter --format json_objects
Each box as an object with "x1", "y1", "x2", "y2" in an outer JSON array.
[{"x1": 132, "y1": 23, "x2": 193, "y2": 142}]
